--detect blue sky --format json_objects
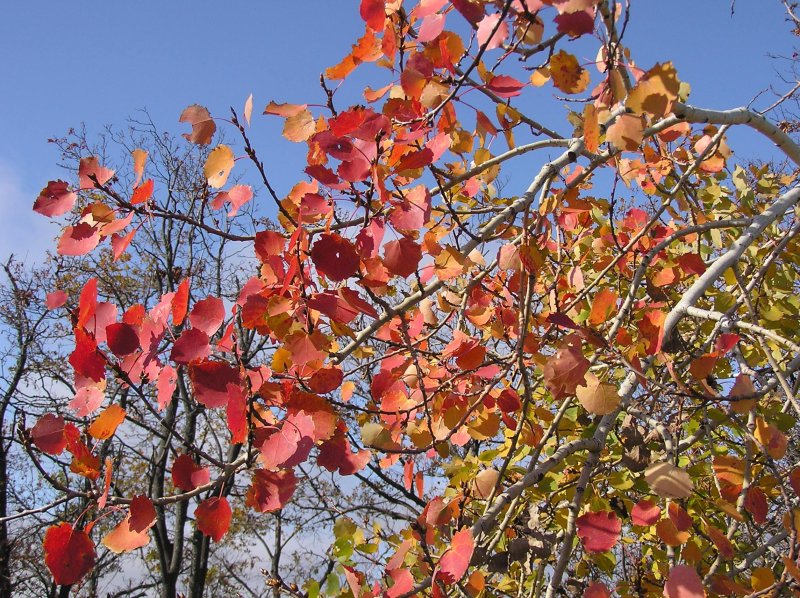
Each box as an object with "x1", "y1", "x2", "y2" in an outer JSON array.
[{"x1": 1, "y1": 1, "x2": 795, "y2": 261}]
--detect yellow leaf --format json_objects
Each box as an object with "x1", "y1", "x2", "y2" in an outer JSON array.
[
  {"x1": 626, "y1": 62, "x2": 680, "y2": 118},
  {"x1": 282, "y1": 109, "x2": 316, "y2": 143},
  {"x1": 576, "y1": 373, "x2": 620, "y2": 415},
  {"x1": 755, "y1": 417, "x2": 788, "y2": 459},
  {"x1": 530, "y1": 67, "x2": 550, "y2": 86},
  {"x1": 550, "y1": 50, "x2": 590, "y2": 94},
  {"x1": 204, "y1": 145, "x2": 235, "y2": 188},
  {"x1": 750, "y1": 568, "x2": 775, "y2": 592}
]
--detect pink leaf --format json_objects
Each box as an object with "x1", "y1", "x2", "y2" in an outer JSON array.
[
  {"x1": 189, "y1": 296, "x2": 226, "y2": 336},
  {"x1": 417, "y1": 13, "x2": 446, "y2": 43},
  {"x1": 46, "y1": 290, "x2": 68, "y2": 310},
  {"x1": 78, "y1": 157, "x2": 115, "y2": 190},
  {"x1": 664, "y1": 565, "x2": 705, "y2": 598},
  {"x1": 58, "y1": 223, "x2": 100, "y2": 256},
  {"x1": 438, "y1": 528, "x2": 474, "y2": 583},
  {"x1": 631, "y1": 499, "x2": 661, "y2": 526},
  {"x1": 33, "y1": 181, "x2": 76, "y2": 217},
  {"x1": 476, "y1": 13, "x2": 509, "y2": 50}
]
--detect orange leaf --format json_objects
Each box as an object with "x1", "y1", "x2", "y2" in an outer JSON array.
[
  {"x1": 583, "y1": 103, "x2": 599, "y2": 153},
  {"x1": 131, "y1": 148, "x2": 148, "y2": 186},
  {"x1": 102, "y1": 514, "x2": 150, "y2": 553},
  {"x1": 606, "y1": 113, "x2": 645, "y2": 151},
  {"x1": 88, "y1": 404, "x2": 126, "y2": 440},
  {"x1": 588, "y1": 288, "x2": 617, "y2": 326}
]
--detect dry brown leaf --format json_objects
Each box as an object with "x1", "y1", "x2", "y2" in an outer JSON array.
[{"x1": 644, "y1": 462, "x2": 693, "y2": 499}]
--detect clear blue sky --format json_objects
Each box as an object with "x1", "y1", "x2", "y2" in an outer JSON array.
[{"x1": 1, "y1": 1, "x2": 794, "y2": 261}]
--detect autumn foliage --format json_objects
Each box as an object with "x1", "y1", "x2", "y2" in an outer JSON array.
[{"x1": 25, "y1": 0, "x2": 800, "y2": 596}]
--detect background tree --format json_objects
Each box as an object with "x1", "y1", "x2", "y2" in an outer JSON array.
[{"x1": 15, "y1": 0, "x2": 800, "y2": 597}]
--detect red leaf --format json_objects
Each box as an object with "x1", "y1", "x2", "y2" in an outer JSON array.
[
  {"x1": 395, "y1": 148, "x2": 433, "y2": 172},
  {"x1": 105, "y1": 322, "x2": 140, "y2": 357},
  {"x1": 130, "y1": 179, "x2": 153, "y2": 206},
  {"x1": 439, "y1": 528, "x2": 474, "y2": 583},
  {"x1": 43, "y1": 523, "x2": 96, "y2": 586},
  {"x1": 189, "y1": 296, "x2": 225, "y2": 336},
  {"x1": 668, "y1": 502, "x2": 693, "y2": 531},
  {"x1": 188, "y1": 360, "x2": 240, "y2": 408},
  {"x1": 451, "y1": 0, "x2": 485, "y2": 24},
  {"x1": 317, "y1": 427, "x2": 370, "y2": 475},
  {"x1": 554, "y1": 9, "x2": 595, "y2": 37},
  {"x1": 383, "y1": 237, "x2": 422, "y2": 278},
  {"x1": 172, "y1": 454, "x2": 210, "y2": 491},
  {"x1": 311, "y1": 234, "x2": 360, "y2": 281},
  {"x1": 583, "y1": 582, "x2": 611, "y2": 598},
  {"x1": 69, "y1": 329, "x2": 106, "y2": 382},
  {"x1": 386, "y1": 568, "x2": 414, "y2": 598},
  {"x1": 255, "y1": 230, "x2": 286, "y2": 261},
  {"x1": 58, "y1": 223, "x2": 100, "y2": 256},
  {"x1": 631, "y1": 499, "x2": 661, "y2": 526},
  {"x1": 112, "y1": 230, "x2": 136, "y2": 260},
  {"x1": 172, "y1": 279, "x2": 190, "y2": 326},
  {"x1": 486, "y1": 75, "x2": 525, "y2": 98},
  {"x1": 46, "y1": 290, "x2": 68, "y2": 310},
  {"x1": 129, "y1": 495, "x2": 157, "y2": 532},
  {"x1": 75, "y1": 278, "x2": 97, "y2": 328},
  {"x1": 360, "y1": 0, "x2": 386, "y2": 30},
  {"x1": 170, "y1": 328, "x2": 210, "y2": 364},
  {"x1": 576, "y1": 510, "x2": 621, "y2": 553},
  {"x1": 664, "y1": 565, "x2": 705, "y2": 598},
  {"x1": 226, "y1": 383, "x2": 248, "y2": 444},
  {"x1": 246, "y1": 469, "x2": 297, "y2": 512},
  {"x1": 744, "y1": 486, "x2": 768, "y2": 524},
  {"x1": 33, "y1": 181, "x2": 76, "y2": 217},
  {"x1": 308, "y1": 366, "x2": 344, "y2": 394},
  {"x1": 31, "y1": 414, "x2": 67, "y2": 455},
  {"x1": 790, "y1": 467, "x2": 800, "y2": 496},
  {"x1": 195, "y1": 497, "x2": 232, "y2": 542}
]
